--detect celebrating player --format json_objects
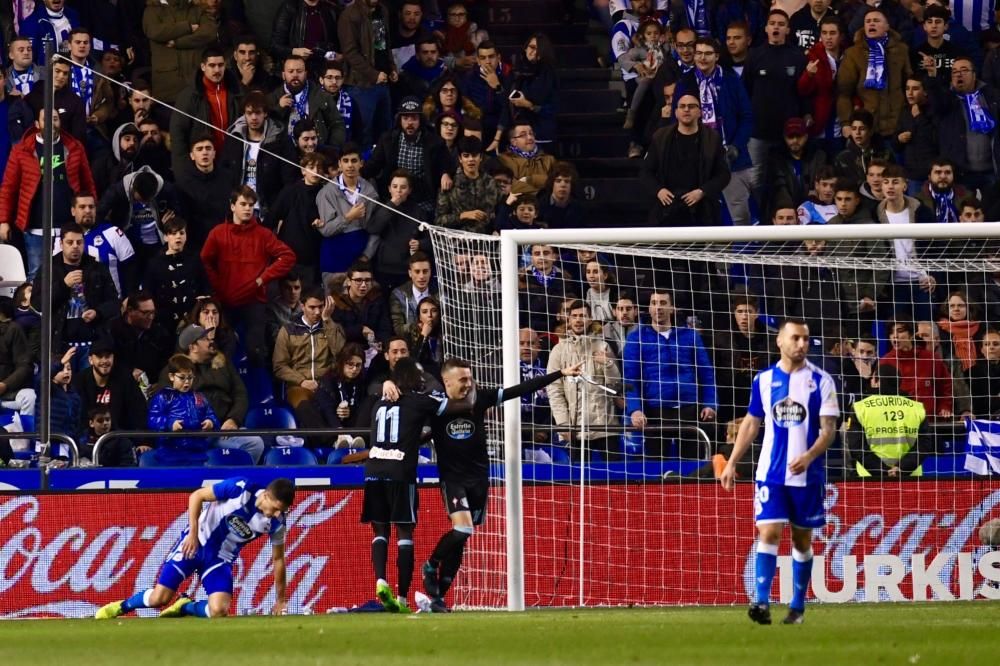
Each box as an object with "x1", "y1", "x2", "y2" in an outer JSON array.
[
  {"x1": 363, "y1": 357, "x2": 474, "y2": 613},
  {"x1": 421, "y1": 357, "x2": 584, "y2": 612},
  {"x1": 95, "y1": 477, "x2": 295, "y2": 619},
  {"x1": 719, "y1": 319, "x2": 838, "y2": 625}
]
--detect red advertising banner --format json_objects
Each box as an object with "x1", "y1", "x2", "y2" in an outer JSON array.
[{"x1": 1, "y1": 482, "x2": 999, "y2": 618}]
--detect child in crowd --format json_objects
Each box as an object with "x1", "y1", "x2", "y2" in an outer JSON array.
[
  {"x1": 145, "y1": 354, "x2": 219, "y2": 466},
  {"x1": 619, "y1": 18, "x2": 668, "y2": 130},
  {"x1": 143, "y1": 216, "x2": 208, "y2": 329}
]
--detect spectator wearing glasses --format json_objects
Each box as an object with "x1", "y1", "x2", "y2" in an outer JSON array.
[
  {"x1": 501, "y1": 33, "x2": 560, "y2": 144},
  {"x1": 677, "y1": 36, "x2": 754, "y2": 226},
  {"x1": 331, "y1": 261, "x2": 393, "y2": 347},
  {"x1": 641, "y1": 93, "x2": 731, "y2": 227},
  {"x1": 422, "y1": 72, "x2": 481, "y2": 128},
  {"x1": 926, "y1": 55, "x2": 1000, "y2": 192},
  {"x1": 108, "y1": 291, "x2": 174, "y2": 386},
  {"x1": 498, "y1": 121, "x2": 557, "y2": 196},
  {"x1": 319, "y1": 62, "x2": 363, "y2": 144}
]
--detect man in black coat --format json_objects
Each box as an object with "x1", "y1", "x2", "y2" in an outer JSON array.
[
  {"x1": 73, "y1": 337, "x2": 148, "y2": 466},
  {"x1": 174, "y1": 136, "x2": 239, "y2": 248},
  {"x1": 363, "y1": 96, "x2": 454, "y2": 217},
  {"x1": 639, "y1": 93, "x2": 731, "y2": 227},
  {"x1": 33, "y1": 224, "x2": 119, "y2": 355}
]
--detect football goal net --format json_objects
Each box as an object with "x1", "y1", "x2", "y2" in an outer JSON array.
[{"x1": 426, "y1": 222, "x2": 1000, "y2": 610}]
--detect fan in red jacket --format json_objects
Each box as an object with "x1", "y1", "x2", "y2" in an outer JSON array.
[
  {"x1": 201, "y1": 185, "x2": 296, "y2": 366},
  {"x1": 879, "y1": 320, "x2": 954, "y2": 417},
  {"x1": 796, "y1": 16, "x2": 844, "y2": 140},
  {"x1": 0, "y1": 110, "x2": 96, "y2": 241}
]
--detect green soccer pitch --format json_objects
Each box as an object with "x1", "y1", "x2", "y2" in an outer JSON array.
[{"x1": 3, "y1": 604, "x2": 999, "y2": 665}]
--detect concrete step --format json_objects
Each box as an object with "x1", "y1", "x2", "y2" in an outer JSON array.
[
  {"x1": 579, "y1": 177, "x2": 644, "y2": 205},
  {"x1": 486, "y1": 0, "x2": 582, "y2": 24},
  {"x1": 490, "y1": 22, "x2": 589, "y2": 46},
  {"x1": 558, "y1": 89, "x2": 622, "y2": 114},
  {"x1": 554, "y1": 132, "x2": 631, "y2": 158}
]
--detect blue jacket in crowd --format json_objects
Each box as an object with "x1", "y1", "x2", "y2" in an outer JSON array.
[
  {"x1": 623, "y1": 324, "x2": 718, "y2": 418},
  {"x1": 147, "y1": 387, "x2": 220, "y2": 464}
]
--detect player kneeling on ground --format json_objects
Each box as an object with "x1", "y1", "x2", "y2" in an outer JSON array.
[
  {"x1": 95, "y1": 477, "x2": 295, "y2": 619},
  {"x1": 720, "y1": 319, "x2": 838, "y2": 625}
]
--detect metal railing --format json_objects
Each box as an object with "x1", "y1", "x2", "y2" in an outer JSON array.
[
  {"x1": 92, "y1": 427, "x2": 370, "y2": 466},
  {"x1": 0, "y1": 432, "x2": 81, "y2": 467}
]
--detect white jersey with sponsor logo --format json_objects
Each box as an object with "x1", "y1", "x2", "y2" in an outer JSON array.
[
  {"x1": 195, "y1": 477, "x2": 285, "y2": 563},
  {"x1": 747, "y1": 360, "x2": 839, "y2": 487}
]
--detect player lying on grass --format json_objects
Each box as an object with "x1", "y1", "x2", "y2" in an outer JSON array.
[
  {"x1": 95, "y1": 477, "x2": 295, "y2": 619},
  {"x1": 719, "y1": 319, "x2": 838, "y2": 625},
  {"x1": 383, "y1": 357, "x2": 584, "y2": 612}
]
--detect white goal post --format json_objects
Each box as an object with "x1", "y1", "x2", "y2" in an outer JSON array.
[{"x1": 427, "y1": 222, "x2": 1000, "y2": 612}]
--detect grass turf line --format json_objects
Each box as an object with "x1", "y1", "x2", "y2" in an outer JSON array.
[{"x1": 1, "y1": 603, "x2": 998, "y2": 665}]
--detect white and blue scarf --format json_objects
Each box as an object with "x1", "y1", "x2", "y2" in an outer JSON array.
[
  {"x1": 531, "y1": 266, "x2": 558, "y2": 287},
  {"x1": 508, "y1": 143, "x2": 539, "y2": 159},
  {"x1": 71, "y1": 63, "x2": 94, "y2": 114},
  {"x1": 864, "y1": 36, "x2": 888, "y2": 90},
  {"x1": 337, "y1": 90, "x2": 354, "y2": 138},
  {"x1": 286, "y1": 82, "x2": 310, "y2": 136},
  {"x1": 961, "y1": 90, "x2": 997, "y2": 135},
  {"x1": 695, "y1": 67, "x2": 723, "y2": 137},
  {"x1": 931, "y1": 189, "x2": 959, "y2": 222},
  {"x1": 684, "y1": 0, "x2": 709, "y2": 36},
  {"x1": 9, "y1": 66, "x2": 35, "y2": 95}
]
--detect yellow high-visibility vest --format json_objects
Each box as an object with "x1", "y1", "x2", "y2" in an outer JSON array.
[{"x1": 852, "y1": 394, "x2": 926, "y2": 477}]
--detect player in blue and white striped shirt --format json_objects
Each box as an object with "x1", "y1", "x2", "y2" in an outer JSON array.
[
  {"x1": 95, "y1": 477, "x2": 295, "y2": 619},
  {"x1": 720, "y1": 319, "x2": 838, "y2": 625}
]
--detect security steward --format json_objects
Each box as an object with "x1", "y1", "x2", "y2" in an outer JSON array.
[{"x1": 847, "y1": 365, "x2": 930, "y2": 479}]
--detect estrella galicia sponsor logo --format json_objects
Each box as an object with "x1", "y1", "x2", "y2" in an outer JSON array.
[
  {"x1": 226, "y1": 515, "x2": 253, "y2": 539},
  {"x1": 772, "y1": 398, "x2": 807, "y2": 428},
  {"x1": 447, "y1": 418, "x2": 475, "y2": 440}
]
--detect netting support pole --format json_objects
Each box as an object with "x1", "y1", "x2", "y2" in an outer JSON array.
[
  {"x1": 578, "y1": 378, "x2": 587, "y2": 607},
  {"x1": 39, "y1": 41, "x2": 55, "y2": 459},
  {"x1": 500, "y1": 231, "x2": 525, "y2": 612}
]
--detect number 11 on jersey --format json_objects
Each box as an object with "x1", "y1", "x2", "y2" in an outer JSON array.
[{"x1": 375, "y1": 405, "x2": 400, "y2": 444}]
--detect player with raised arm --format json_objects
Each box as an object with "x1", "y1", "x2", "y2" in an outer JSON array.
[
  {"x1": 95, "y1": 477, "x2": 295, "y2": 620},
  {"x1": 421, "y1": 357, "x2": 584, "y2": 612},
  {"x1": 719, "y1": 319, "x2": 838, "y2": 625},
  {"x1": 364, "y1": 357, "x2": 473, "y2": 613}
]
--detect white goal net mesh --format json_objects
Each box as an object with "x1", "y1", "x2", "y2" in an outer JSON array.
[{"x1": 426, "y1": 224, "x2": 1000, "y2": 609}]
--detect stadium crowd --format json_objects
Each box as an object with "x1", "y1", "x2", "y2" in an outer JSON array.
[{"x1": 0, "y1": 0, "x2": 998, "y2": 477}]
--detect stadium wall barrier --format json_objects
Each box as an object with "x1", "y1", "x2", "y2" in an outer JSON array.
[{"x1": 1, "y1": 481, "x2": 998, "y2": 618}]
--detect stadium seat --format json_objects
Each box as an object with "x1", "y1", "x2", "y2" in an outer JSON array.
[
  {"x1": 245, "y1": 403, "x2": 296, "y2": 429},
  {"x1": 922, "y1": 454, "x2": 973, "y2": 477},
  {"x1": 0, "y1": 244, "x2": 26, "y2": 299},
  {"x1": 327, "y1": 448, "x2": 364, "y2": 465},
  {"x1": 264, "y1": 446, "x2": 318, "y2": 466},
  {"x1": 244, "y1": 365, "x2": 276, "y2": 406},
  {"x1": 311, "y1": 446, "x2": 335, "y2": 464},
  {"x1": 205, "y1": 447, "x2": 254, "y2": 467}
]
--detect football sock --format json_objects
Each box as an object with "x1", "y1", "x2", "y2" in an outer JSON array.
[
  {"x1": 755, "y1": 542, "x2": 779, "y2": 606},
  {"x1": 120, "y1": 589, "x2": 154, "y2": 612},
  {"x1": 372, "y1": 536, "x2": 388, "y2": 582},
  {"x1": 439, "y1": 530, "x2": 472, "y2": 597},
  {"x1": 790, "y1": 548, "x2": 813, "y2": 612},
  {"x1": 430, "y1": 528, "x2": 472, "y2": 568},
  {"x1": 181, "y1": 600, "x2": 211, "y2": 618},
  {"x1": 398, "y1": 539, "x2": 414, "y2": 600}
]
